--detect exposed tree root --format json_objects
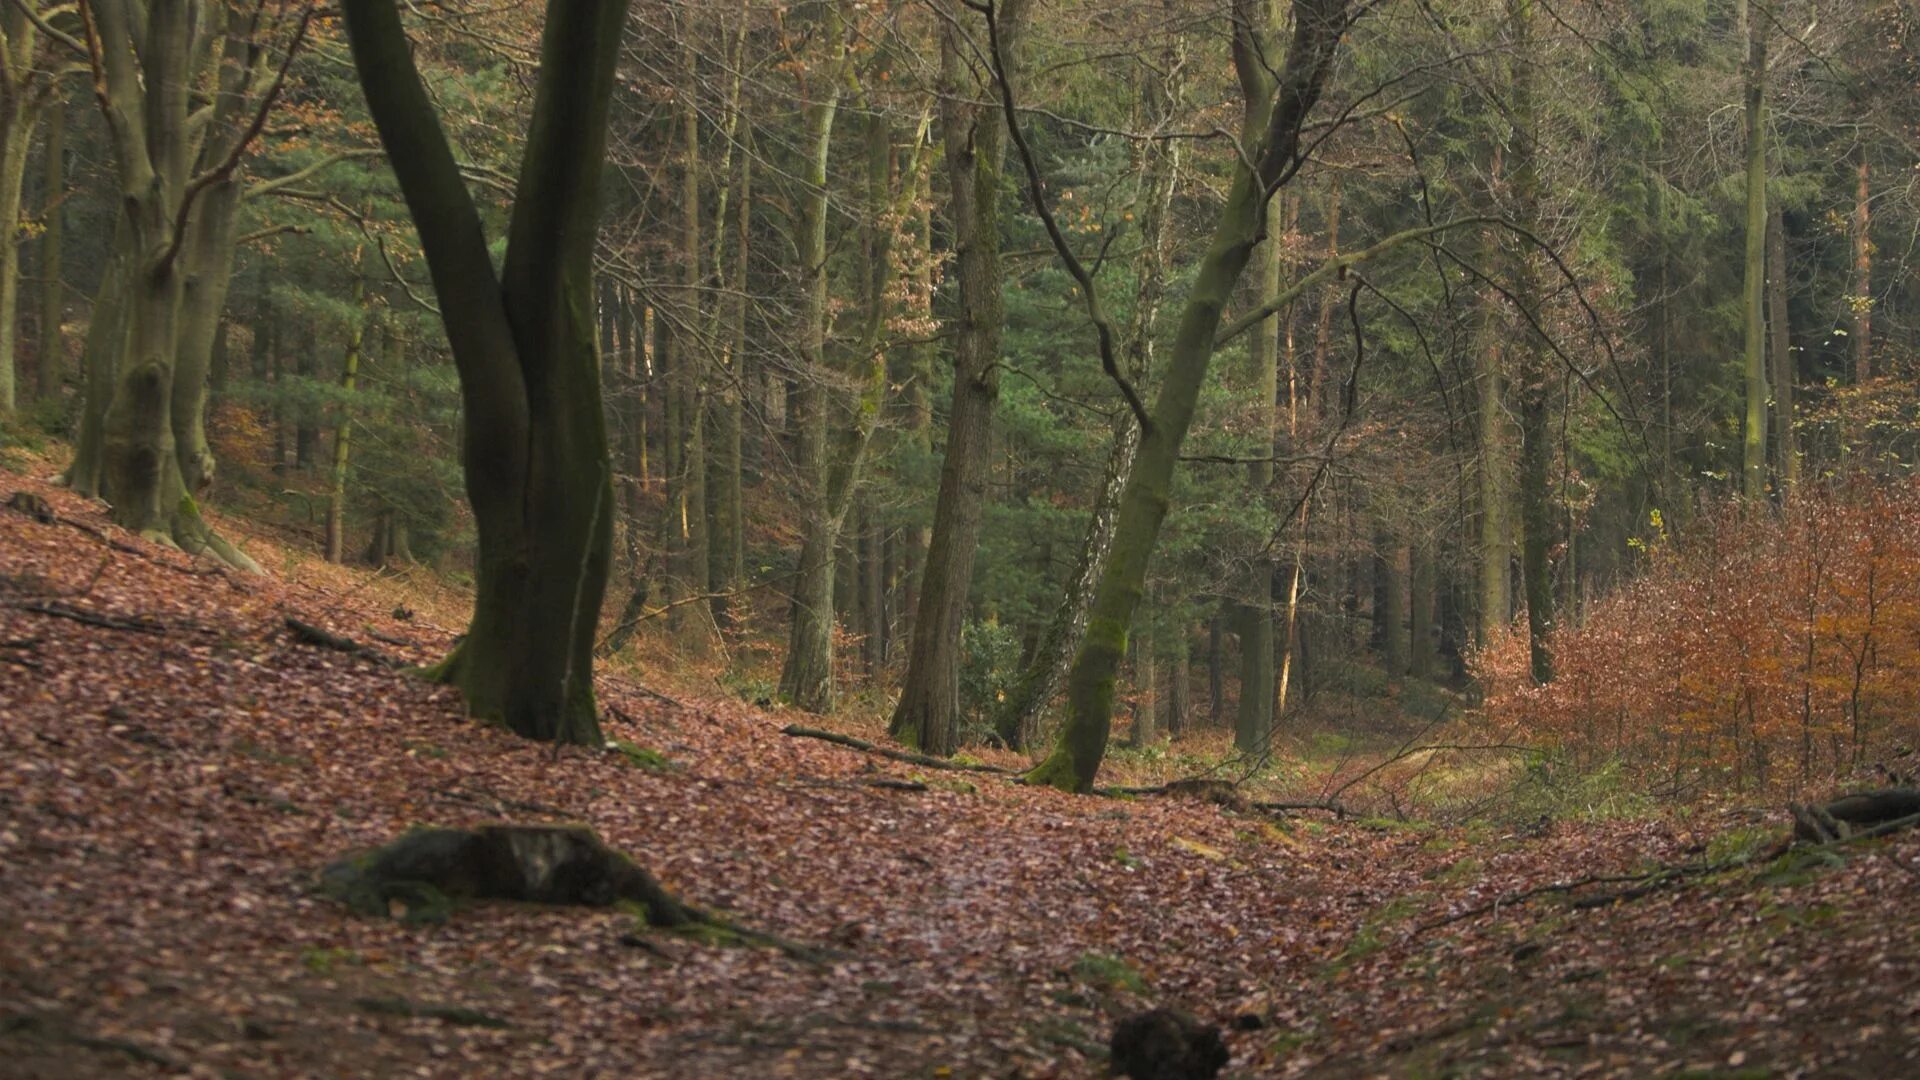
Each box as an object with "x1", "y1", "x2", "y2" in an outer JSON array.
[{"x1": 284, "y1": 616, "x2": 407, "y2": 668}]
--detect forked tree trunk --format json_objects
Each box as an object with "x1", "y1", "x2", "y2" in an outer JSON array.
[{"x1": 344, "y1": 0, "x2": 629, "y2": 744}]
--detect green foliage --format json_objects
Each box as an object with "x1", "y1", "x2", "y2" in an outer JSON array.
[{"x1": 958, "y1": 619, "x2": 1023, "y2": 740}]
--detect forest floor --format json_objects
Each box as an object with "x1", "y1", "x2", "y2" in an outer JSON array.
[{"x1": 4, "y1": 461, "x2": 1920, "y2": 1079}]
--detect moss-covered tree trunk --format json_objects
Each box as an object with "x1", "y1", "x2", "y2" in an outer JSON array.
[
  {"x1": 776, "y1": 2, "x2": 847, "y2": 711},
  {"x1": 344, "y1": 0, "x2": 628, "y2": 744},
  {"x1": 1028, "y1": 0, "x2": 1349, "y2": 792},
  {"x1": 0, "y1": 15, "x2": 41, "y2": 416}
]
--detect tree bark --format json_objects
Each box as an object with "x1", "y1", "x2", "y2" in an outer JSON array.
[
  {"x1": 1409, "y1": 540, "x2": 1434, "y2": 679},
  {"x1": 889, "y1": 0, "x2": 1025, "y2": 754},
  {"x1": 1766, "y1": 205, "x2": 1796, "y2": 490},
  {"x1": 344, "y1": 0, "x2": 629, "y2": 744},
  {"x1": 326, "y1": 275, "x2": 368, "y2": 563},
  {"x1": 35, "y1": 94, "x2": 62, "y2": 402},
  {"x1": 1027, "y1": 0, "x2": 1349, "y2": 792},
  {"x1": 1851, "y1": 153, "x2": 1871, "y2": 384},
  {"x1": 1739, "y1": 0, "x2": 1769, "y2": 500},
  {"x1": 777, "y1": 0, "x2": 852, "y2": 712}
]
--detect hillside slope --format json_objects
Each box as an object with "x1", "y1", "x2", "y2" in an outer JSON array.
[{"x1": 3, "y1": 467, "x2": 1919, "y2": 1079}]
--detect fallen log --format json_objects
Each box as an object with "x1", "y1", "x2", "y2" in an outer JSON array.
[
  {"x1": 1792, "y1": 787, "x2": 1920, "y2": 844},
  {"x1": 781, "y1": 725, "x2": 1011, "y2": 774}
]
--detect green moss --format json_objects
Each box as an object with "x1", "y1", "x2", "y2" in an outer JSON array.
[
  {"x1": 1023, "y1": 749, "x2": 1082, "y2": 793},
  {"x1": 672, "y1": 920, "x2": 748, "y2": 948},
  {"x1": 1070, "y1": 950, "x2": 1147, "y2": 994},
  {"x1": 1706, "y1": 825, "x2": 1777, "y2": 865},
  {"x1": 1331, "y1": 894, "x2": 1427, "y2": 970},
  {"x1": 608, "y1": 740, "x2": 676, "y2": 771},
  {"x1": 1111, "y1": 846, "x2": 1142, "y2": 870},
  {"x1": 299, "y1": 946, "x2": 362, "y2": 975}
]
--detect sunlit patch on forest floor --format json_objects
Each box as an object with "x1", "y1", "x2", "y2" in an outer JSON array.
[{"x1": 4, "y1": 465, "x2": 1919, "y2": 1078}]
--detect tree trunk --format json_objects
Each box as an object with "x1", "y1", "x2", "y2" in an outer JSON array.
[
  {"x1": 344, "y1": 0, "x2": 630, "y2": 744},
  {"x1": 1509, "y1": 0, "x2": 1553, "y2": 684},
  {"x1": 1234, "y1": 202, "x2": 1284, "y2": 755},
  {"x1": 1739, "y1": 1, "x2": 1768, "y2": 500},
  {"x1": 66, "y1": 226, "x2": 130, "y2": 497},
  {"x1": 996, "y1": 420, "x2": 1138, "y2": 749},
  {"x1": 1161, "y1": 619, "x2": 1190, "y2": 736},
  {"x1": 1851, "y1": 153, "x2": 1871, "y2": 384},
  {"x1": 1766, "y1": 205, "x2": 1797, "y2": 490},
  {"x1": 1027, "y1": 0, "x2": 1349, "y2": 792},
  {"x1": 889, "y1": 3, "x2": 1022, "y2": 754},
  {"x1": 708, "y1": 144, "x2": 749, "y2": 629},
  {"x1": 1475, "y1": 279, "x2": 1510, "y2": 649},
  {"x1": 664, "y1": 31, "x2": 711, "y2": 652},
  {"x1": 777, "y1": 1, "x2": 849, "y2": 712},
  {"x1": 1409, "y1": 540, "x2": 1434, "y2": 679},
  {"x1": 1130, "y1": 618, "x2": 1157, "y2": 748},
  {"x1": 1381, "y1": 533, "x2": 1409, "y2": 677},
  {"x1": 35, "y1": 95, "x2": 62, "y2": 402},
  {"x1": 0, "y1": 80, "x2": 36, "y2": 414},
  {"x1": 326, "y1": 276, "x2": 368, "y2": 563}
]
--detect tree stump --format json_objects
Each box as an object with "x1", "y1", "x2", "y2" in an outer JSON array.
[
  {"x1": 319, "y1": 823, "x2": 692, "y2": 926},
  {"x1": 1110, "y1": 1008, "x2": 1228, "y2": 1080}
]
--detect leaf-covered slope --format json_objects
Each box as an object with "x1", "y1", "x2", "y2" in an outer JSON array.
[{"x1": 3, "y1": 469, "x2": 1918, "y2": 1078}]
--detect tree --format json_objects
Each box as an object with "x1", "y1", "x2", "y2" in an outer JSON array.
[
  {"x1": 1739, "y1": 0, "x2": 1768, "y2": 499},
  {"x1": 340, "y1": 0, "x2": 629, "y2": 743},
  {"x1": 1025, "y1": 0, "x2": 1352, "y2": 792},
  {"x1": 66, "y1": 0, "x2": 321, "y2": 568},
  {"x1": 889, "y1": 0, "x2": 1029, "y2": 755}
]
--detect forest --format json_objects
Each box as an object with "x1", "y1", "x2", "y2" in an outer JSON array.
[{"x1": 4, "y1": 0, "x2": 1920, "y2": 1076}]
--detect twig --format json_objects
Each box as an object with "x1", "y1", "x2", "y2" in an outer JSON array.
[
  {"x1": 17, "y1": 600, "x2": 165, "y2": 634},
  {"x1": 781, "y1": 725, "x2": 1011, "y2": 774},
  {"x1": 284, "y1": 616, "x2": 405, "y2": 668}
]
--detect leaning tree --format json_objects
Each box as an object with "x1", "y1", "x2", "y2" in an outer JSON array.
[{"x1": 340, "y1": 0, "x2": 629, "y2": 744}]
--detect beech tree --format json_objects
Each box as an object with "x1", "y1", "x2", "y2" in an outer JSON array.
[{"x1": 340, "y1": 0, "x2": 629, "y2": 743}]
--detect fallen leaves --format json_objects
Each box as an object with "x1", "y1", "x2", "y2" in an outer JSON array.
[{"x1": 3, "y1": 471, "x2": 1920, "y2": 1078}]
